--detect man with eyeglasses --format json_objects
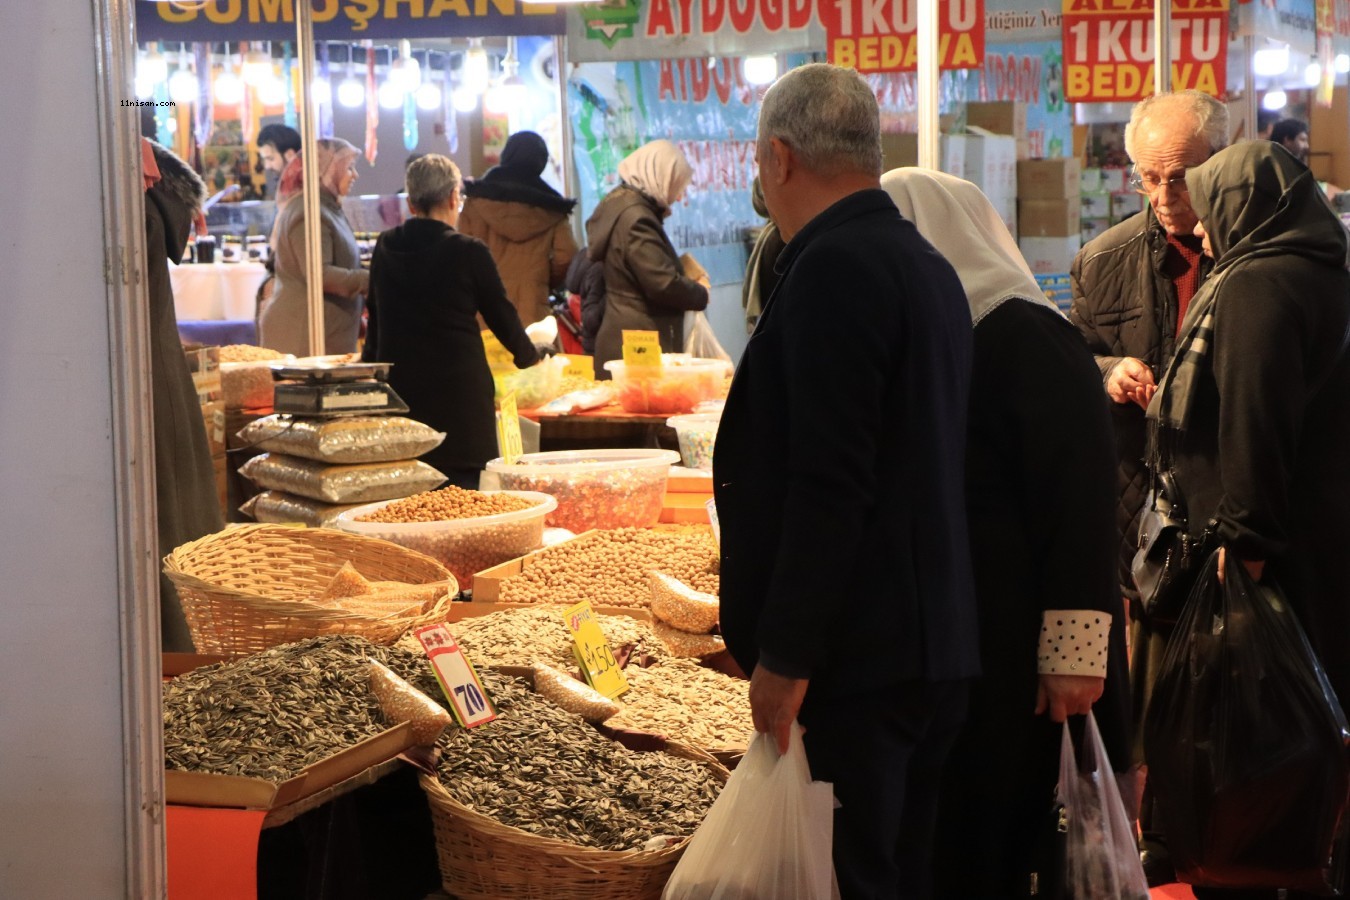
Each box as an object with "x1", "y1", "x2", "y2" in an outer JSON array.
[{"x1": 1069, "y1": 89, "x2": 1230, "y2": 888}]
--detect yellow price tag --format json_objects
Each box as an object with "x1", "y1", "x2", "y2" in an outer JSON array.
[
  {"x1": 562, "y1": 600, "x2": 629, "y2": 699},
  {"x1": 481, "y1": 330, "x2": 518, "y2": 374},
  {"x1": 622, "y1": 330, "x2": 662, "y2": 368},
  {"x1": 497, "y1": 392, "x2": 523, "y2": 464},
  {"x1": 562, "y1": 354, "x2": 595, "y2": 380}
]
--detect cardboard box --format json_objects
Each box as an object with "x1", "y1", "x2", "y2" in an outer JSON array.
[
  {"x1": 1080, "y1": 168, "x2": 1104, "y2": 193},
  {"x1": 964, "y1": 130, "x2": 1018, "y2": 200},
  {"x1": 200, "y1": 400, "x2": 228, "y2": 516},
  {"x1": 1081, "y1": 217, "x2": 1112, "y2": 243},
  {"x1": 1018, "y1": 199, "x2": 1081, "y2": 237},
  {"x1": 881, "y1": 133, "x2": 967, "y2": 176},
  {"x1": 162, "y1": 652, "x2": 417, "y2": 810},
  {"x1": 184, "y1": 346, "x2": 222, "y2": 405},
  {"x1": 1019, "y1": 235, "x2": 1082, "y2": 275},
  {"x1": 966, "y1": 101, "x2": 1029, "y2": 158},
  {"x1": 1110, "y1": 191, "x2": 1145, "y2": 220},
  {"x1": 1099, "y1": 166, "x2": 1130, "y2": 193},
  {"x1": 1017, "y1": 158, "x2": 1082, "y2": 198},
  {"x1": 1081, "y1": 191, "x2": 1111, "y2": 219}
]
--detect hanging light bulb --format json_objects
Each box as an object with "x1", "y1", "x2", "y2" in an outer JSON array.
[
  {"x1": 214, "y1": 52, "x2": 244, "y2": 105},
  {"x1": 1337, "y1": 54, "x2": 1350, "y2": 74},
  {"x1": 742, "y1": 55, "x2": 778, "y2": 86},
  {"x1": 1262, "y1": 90, "x2": 1288, "y2": 111},
  {"x1": 389, "y1": 39, "x2": 422, "y2": 93},
  {"x1": 311, "y1": 78, "x2": 332, "y2": 105},
  {"x1": 338, "y1": 50, "x2": 365, "y2": 108},
  {"x1": 135, "y1": 76, "x2": 157, "y2": 100},
  {"x1": 164, "y1": 117, "x2": 178, "y2": 135},
  {"x1": 378, "y1": 79, "x2": 403, "y2": 109},
  {"x1": 464, "y1": 39, "x2": 490, "y2": 96},
  {"x1": 1306, "y1": 58, "x2": 1323, "y2": 86},
  {"x1": 1253, "y1": 44, "x2": 1290, "y2": 77},
  {"x1": 139, "y1": 45, "x2": 169, "y2": 84},
  {"x1": 242, "y1": 44, "x2": 272, "y2": 86},
  {"x1": 258, "y1": 76, "x2": 287, "y2": 107},
  {"x1": 416, "y1": 81, "x2": 442, "y2": 111},
  {"x1": 452, "y1": 84, "x2": 479, "y2": 113},
  {"x1": 485, "y1": 37, "x2": 526, "y2": 113},
  {"x1": 168, "y1": 52, "x2": 199, "y2": 104}
]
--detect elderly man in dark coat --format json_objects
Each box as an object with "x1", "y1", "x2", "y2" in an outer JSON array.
[{"x1": 713, "y1": 63, "x2": 978, "y2": 899}]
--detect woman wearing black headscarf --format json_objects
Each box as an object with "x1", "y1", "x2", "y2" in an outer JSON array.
[{"x1": 459, "y1": 131, "x2": 578, "y2": 327}]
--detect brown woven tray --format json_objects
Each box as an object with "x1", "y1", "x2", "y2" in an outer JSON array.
[
  {"x1": 164, "y1": 523, "x2": 457, "y2": 656},
  {"x1": 420, "y1": 739, "x2": 728, "y2": 900}
]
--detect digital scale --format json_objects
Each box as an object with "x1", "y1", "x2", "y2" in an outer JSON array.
[{"x1": 268, "y1": 361, "x2": 409, "y2": 416}]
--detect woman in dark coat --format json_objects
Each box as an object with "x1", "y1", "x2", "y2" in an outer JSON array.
[
  {"x1": 143, "y1": 139, "x2": 225, "y2": 651},
  {"x1": 362, "y1": 154, "x2": 539, "y2": 489},
  {"x1": 458, "y1": 131, "x2": 578, "y2": 328},
  {"x1": 1148, "y1": 141, "x2": 1350, "y2": 899},
  {"x1": 883, "y1": 168, "x2": 1131, "y2": 898},
  {"x1": 585, "y1": 139, "x2": 709, "y2": 372}
]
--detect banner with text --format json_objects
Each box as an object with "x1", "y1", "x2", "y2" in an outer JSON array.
[
  {"x1": 822, "y1": 0, "x2": 986, "y2": 73},
  {"x1": 1061, "y1": 0, "x2": 1229, "y2": 102},
  {"x1": 1233, "y1": 0, "x2": 1317, "y2": 53},
  {"x1": 566, "y1": 0, "x2": 824, "y2": 62},
  {"x1": 136, "y1": 0, "x2": 566, "y2": 41}
]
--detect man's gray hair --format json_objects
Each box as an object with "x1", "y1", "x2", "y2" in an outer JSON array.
[
  {"x1": 405, "y1": 154, "x2": 461, "y2": 213},
  {"x1": 1124, "y1": 90, "x2": 1229, "y2": 161},
  {"x1": 758, "y1": 63, "x2": 882, "y2": 178}
]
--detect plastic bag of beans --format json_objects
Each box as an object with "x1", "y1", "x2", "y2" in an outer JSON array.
[
  {"x1": 240, "y1": 490, "x2": 368, "y2": 528},
  {"x1": 368, "y1": 660, "x2": 454, "y2": 744},
  {"x1": 240, "y1": 453, "x2": 447, "y2": 504},
  {"x1": 653, "y1": 621, "x2": 726, "y2": 659},
  {"x1": 236, "y1": 414, "x2": 445, "y2": 464},
  {"x1": 649, "y1": 571, "x2": 720, "y2": 634},
  {"x1": 532, "y1": 662, "x2": 621, "y2": 723}
]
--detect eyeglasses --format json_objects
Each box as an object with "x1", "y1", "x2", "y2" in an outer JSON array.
[{"x1": 1130, "y1": 171, "x2": 1191, "y2": 194}]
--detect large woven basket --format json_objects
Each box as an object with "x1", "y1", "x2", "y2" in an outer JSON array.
[
  {"x1": 164, "y1": 523, "x2": 458, "y2": 656},
  {"x1": 419, "y1": 740, "x2": 729, "y2": 900}
]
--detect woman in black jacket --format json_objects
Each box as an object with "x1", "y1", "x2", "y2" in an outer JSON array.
[
  {"x1": 585, "y1": 139, "x2": 709, "y2": 372},
  {"x1": 362, "y1": 154, "x2": 539, "y2": 489}
]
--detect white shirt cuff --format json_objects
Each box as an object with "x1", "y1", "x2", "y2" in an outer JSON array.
[{"x1": 1038, "y1": 610, "x2": 1111, "y2": 675}]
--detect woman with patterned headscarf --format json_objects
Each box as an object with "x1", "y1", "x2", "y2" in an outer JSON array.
[
  {"x1": 260, "y1": 137, "x2": 369, "y2": 355},
  {"x1": 585, "y1": 139, "x2": 709, "y2": 372}
]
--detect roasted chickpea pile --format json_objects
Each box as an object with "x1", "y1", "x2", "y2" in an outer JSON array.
[
  {"x1": 498, "y1": 528, "x2": 720, "y2": 608},
  {"x1": 356, "y1": 485, "x2": 537, "y2": 524}
]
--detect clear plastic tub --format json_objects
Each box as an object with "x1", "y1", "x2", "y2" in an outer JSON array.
[
  {"x1": 484, "y1": 449, "x2": 680, "y2": 532},
  {"x1": 493, "y1": 356, "x2": 568, "y2": 410},
  {"x1": 666, "y1": 413, "x2": 720, "y2": 471},
  {"x1": 333, "y1": 490, "x2": 556, "y2": 587},
  {"x1": 603, "y1": 358, "x2": 725, "y2": 414}
]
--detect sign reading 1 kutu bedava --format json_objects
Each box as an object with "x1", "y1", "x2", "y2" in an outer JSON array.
[
  {"x1": 135, "y1": 0, "x2": 566, "y2": 41},
  {"x1": 822, "y1": 0, "x2": 986, "y2": 74},
  {"x1": 1061, "y1": 0, "x2": 1229, "y2": 102}
]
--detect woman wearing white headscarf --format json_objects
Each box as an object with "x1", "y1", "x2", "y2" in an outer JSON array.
[
  {"x1": 261, "y1": 137, "x2": 369, "y2": 356},
  {"x1": 585, "y1": 139, "x2": 709, "y2": 372},
  {"x1": 882, "y1": 168, "x2": 1130, "y2": 897}
]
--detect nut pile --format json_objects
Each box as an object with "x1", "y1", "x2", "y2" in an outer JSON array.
[
  {"x1": 163, "y1": 636, "x2": 436, "y2": 782},
  {"x1": 397, "y1": 606, "x2": 667, "y2": 670},
  {"x1": 346, "y1": 488, "x2": 548, "y2": 586},
  {"x1": 494, "y1": 467, "x2": 668, "y2": 532},
  {"x1": 219, "y1": 344, "x2": 286, "y2": 363},
  {"x1": 497, "y1": 529, "x2": 720, "y2": 608},
  {"x1": 434, "y1": 670, "x2": 723, "y2": 850},
  {"x1": 357, "y1": 485, "x2": 537, "y2": 523},
  {"x1": 606, "y1": 659, "x2": 752, "y2": 752}
]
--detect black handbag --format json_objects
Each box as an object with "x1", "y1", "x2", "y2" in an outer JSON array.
[{"x1": 1131, "y1": 470, "x2": 1215, "y2": 626}]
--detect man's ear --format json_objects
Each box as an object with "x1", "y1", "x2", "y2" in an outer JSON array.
[{"x1": 767, "y1": 137, "x2": 793, "y2": 186}]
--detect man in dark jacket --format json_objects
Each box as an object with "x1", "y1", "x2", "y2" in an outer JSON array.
[
  {"x1": 713, "y1": 63, "x2": 978, "y2": 899},
  {"x1": 1069, "y1": 89, "x2": 1228, "y2": 884}
]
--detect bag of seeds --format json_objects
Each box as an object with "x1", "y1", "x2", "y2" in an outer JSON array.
[
  {"x1": 369, "y1": 660, "x2": 454, "y2": 745},
  {"x1": 532, "y1": 662, "x2": 621, "y2": 724},
  {"x1": 653, "y1": 621, "x2": 726, "y2": 659},
  {"x1": 650, "y1": 571, "x2": 720, "y2": 634},
  {"x1": 241, "y1": 490, "x2": 368, "y2": 528},
  {"x1": 240, "y1": 453, "x2": 447, "y2": 504},
  {"x1": 236, "y1": 414, "x2": 445, "y2": 464}
]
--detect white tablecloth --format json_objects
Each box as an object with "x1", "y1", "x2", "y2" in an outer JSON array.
[{"x1": 170, "y1": 261, "x2": 268, "y2": 321}]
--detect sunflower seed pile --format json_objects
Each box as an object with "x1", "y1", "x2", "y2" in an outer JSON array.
[
  {"x1": 434, "y1": 670, "x2": 722, "y2": 850},
  {"x1": 606, "y1": 659, "x2": 753, "y2": 752},
  {"x1": 163, "y1": 636, "x2": 435, "y2": 782}
]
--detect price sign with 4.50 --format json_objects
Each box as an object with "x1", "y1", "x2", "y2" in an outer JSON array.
[
  {"x1": 414, "y1": 624, "x2": 496, "y2": 728},
  {"x1": 561, "y1": 600, "x2": 629, "y2": 699}
]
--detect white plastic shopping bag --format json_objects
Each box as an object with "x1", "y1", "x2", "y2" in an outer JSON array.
[
  {"x1": 683, "y1": 311, "x2": 732, "y2": 363},
  {"x1": 663, "y1": 723, "x2": 839, "y2": 900},
  {"x1": 1059, "y1": 711, "x2": 1150, "y2": 900}
]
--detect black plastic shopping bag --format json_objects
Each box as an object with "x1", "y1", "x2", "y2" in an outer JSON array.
[
  {"x1": 1057, "y1": 712, "x2": 1150, "y2": 900},
  {"x1": 663, "y1": 723, "x2": 839, "y2": 900},
  {"x1": 1144, "y1": 550, "x2": 1350, "y2": 893}
]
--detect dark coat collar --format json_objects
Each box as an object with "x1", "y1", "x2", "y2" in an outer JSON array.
[{"x1": 775, "y1": 188, "x2": 896, "y2": 276}]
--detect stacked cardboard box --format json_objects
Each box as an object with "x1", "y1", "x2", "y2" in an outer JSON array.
[
  {"x1": 1017, "y1": 158, "x2": 1083, "y2": 275},
  {"x1": 964, "y1": 127, "x2": 1019, "y2": 237}
]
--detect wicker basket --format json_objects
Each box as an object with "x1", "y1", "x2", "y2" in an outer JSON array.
[
  {"x1": 419, "y1": 740, "x2": 729, "y2": 900},
  {"x1": 164, "y1": 523, "x2": 458, "y2": 656}
]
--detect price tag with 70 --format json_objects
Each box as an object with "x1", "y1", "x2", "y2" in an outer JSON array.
[
  {"x1": 414, "y1": 623, "x2": 496, "y2": 728},
  {"x1": 562, "y1": 600, "x2": 629, "y2": 699}
]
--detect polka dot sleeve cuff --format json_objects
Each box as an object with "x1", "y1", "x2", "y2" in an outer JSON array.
[{"x1": 1038, "y1": 610, "x2": 1112, "y2": 676}]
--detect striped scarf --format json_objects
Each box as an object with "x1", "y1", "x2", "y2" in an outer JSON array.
[{"x1": 1145, "y1": 266, "x2": 1228, "y2": 456}]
